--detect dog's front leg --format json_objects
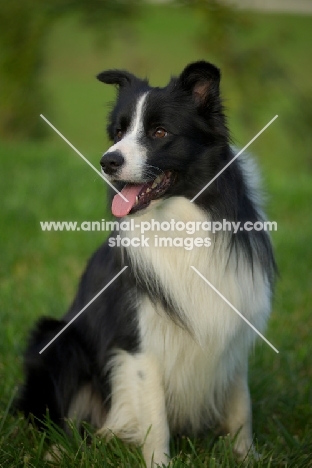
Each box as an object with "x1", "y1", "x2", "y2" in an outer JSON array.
[
  {"x1": 221, "y1": 366, "x2": 259, "y2": 460},
  {"x1": 99, "y1": 351, "x2": 170, "y2": 467}
]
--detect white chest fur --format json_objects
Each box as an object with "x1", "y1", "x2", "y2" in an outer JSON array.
[{"x1": 124, "y1": 197, "x2": 270, "y2": 432}]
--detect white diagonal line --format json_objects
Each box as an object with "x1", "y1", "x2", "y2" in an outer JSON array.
[
  {"x1": 39, "y1": 266, "x2": 128, "y2": 354},
  {"x1": 191, "y1": 266, "x2": 279, "y2": 353},
  {"x1": 191, "y1": 115, "x2": 278, "y2": 202},
  {"x1": 40, "y1": 114, "x2": 128, "y2": 202}
]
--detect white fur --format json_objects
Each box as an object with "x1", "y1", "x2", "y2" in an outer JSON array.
[
  {"x1": 102, "y1": 93, "x2": 149, "y2": 182},
  {"x1": 68, "y1": 383, "x2": 106, "y2": 428},
  {"x1": 99, "y1": 196, "x2": 271, "y2": 465},
  {"x1": 236, "y1": 152, "x2": 266, "y2": 218},
  {"x1": 99, "y1": 352, "x2": 170, "y2": 466}
]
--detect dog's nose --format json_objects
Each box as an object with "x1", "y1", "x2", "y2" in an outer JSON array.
[{"x1": 100, "y1": 151, "x2": 124, "y2": 176}]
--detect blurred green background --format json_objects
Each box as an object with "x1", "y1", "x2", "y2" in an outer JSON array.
[{"x1": 0, "y1": 0, "x2": 311, "y2": 466}]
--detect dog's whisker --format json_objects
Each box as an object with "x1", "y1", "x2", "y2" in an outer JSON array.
[{"x1": 143, "y1": 165, "x2": 164, "y2": 179}]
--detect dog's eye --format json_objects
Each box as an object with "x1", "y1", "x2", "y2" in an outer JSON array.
[
  {"x1": 116, "y1": 129, "x2": 123, "y2": 140},
  {"x1": 153, "y1": 127, "x2": 168, "y2": 139}
]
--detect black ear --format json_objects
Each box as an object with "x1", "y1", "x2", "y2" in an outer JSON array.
[
  {"x1": 177, "y1": 61, "x2": 221, "y2": 106},
  {"x1": 96, "y1": 69, "x2": 145, "y2": 89}
]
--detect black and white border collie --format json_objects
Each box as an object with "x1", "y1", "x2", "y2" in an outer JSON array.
[{"x1": 17, "y1": 61, "x2": 276, "y2": 466}]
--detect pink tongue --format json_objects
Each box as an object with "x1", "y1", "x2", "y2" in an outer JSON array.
[{"x1": 112, "y1": 184, "x2": 144, "y2": 217}]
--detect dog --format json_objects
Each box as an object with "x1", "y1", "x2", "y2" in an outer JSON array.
[{"x1": 16, "y1": 61, "x2": 276, "y2": 466}]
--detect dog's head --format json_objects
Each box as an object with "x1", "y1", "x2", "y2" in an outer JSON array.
[{"x1": 97, "y1": 61, "x2": 228, "y2": 217}]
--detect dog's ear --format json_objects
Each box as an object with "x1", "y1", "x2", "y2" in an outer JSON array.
[
  {"x1": 97, "y1": 70, "x2": 145, "y2": 89},
  {"x1": 177, "y1": 61, "x2": 221, "y2": 106}
]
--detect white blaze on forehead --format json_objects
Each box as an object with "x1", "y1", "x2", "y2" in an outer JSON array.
[
  {"x1": 129, "y1": 92, "x2": 148, "y2": 135},
  {"x1": 102, "y1": 92, "x2": 149, "y2": 182}
]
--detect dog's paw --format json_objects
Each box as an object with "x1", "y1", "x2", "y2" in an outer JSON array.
[
  {"x1": 44, "y1": 444, "x2": 64, "y2": 464},
  {"x1": 235, "y1": 445, "x2": 262, "y2": 463}
]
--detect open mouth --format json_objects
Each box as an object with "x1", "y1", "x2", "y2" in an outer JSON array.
[{"x1": 112, "y1": 171, "x2": 176, "y2": 217}]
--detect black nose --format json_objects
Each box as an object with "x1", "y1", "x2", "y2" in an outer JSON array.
[{"x1": 100, "y1": 151, "x2": 124, "y2": 176}]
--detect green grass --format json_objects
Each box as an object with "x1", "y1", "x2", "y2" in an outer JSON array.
[{"x1": 1, "y1": 4, "x2": 312, "y2": 467}]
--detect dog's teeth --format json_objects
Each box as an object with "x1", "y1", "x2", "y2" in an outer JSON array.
[
  {"x1": 135, "y1": 196, "x2": 138, "y2": 205},
  {"x1": 146, "y1": 188, "x2": 151, "y2": 193},
  {"x1": 151, "y1": 175, "x2": 163, "y2": 189}
]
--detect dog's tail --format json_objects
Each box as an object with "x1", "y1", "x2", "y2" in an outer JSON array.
[{"x1": 14, "y1": 317, "x2": 92, "y2": 429}]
